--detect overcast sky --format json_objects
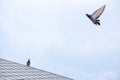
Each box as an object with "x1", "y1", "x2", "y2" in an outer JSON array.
[{"x1": 0, "y1": 0, "x2": 120, "y2": 80}]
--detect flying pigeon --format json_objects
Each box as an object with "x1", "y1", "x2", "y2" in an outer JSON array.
[
  {"x1": 26, "y1": 59, "x2": 30, "y2": 67},
  {"x1": 86, "y1": 5, "x2": 106, "y2": 25}
]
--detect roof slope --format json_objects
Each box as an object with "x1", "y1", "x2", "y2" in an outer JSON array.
[{"x1": 0, "y1": 58, "x2": 73, "y2": 80}]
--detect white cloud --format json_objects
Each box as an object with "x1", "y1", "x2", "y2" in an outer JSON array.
[
  {"x1": 98, "y1": 71, "x2": 120, "y2": 80},
  {"x1": 1, "y1": 0, "x2": 120, "y2": 60},
  {"x1": 79, "y1": 71, "x2": 120, "y2": 80}
]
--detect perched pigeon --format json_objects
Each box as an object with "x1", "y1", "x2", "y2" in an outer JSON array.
[
  {"x1": 86, "y1": 5, "x2": 106, "y2": 25},
  {"x1": 26, "y1": 59, "x2": 30, "y2": 67}
]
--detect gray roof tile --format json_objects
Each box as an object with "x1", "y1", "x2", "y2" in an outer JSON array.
[{"x1": 0, "y1": 58, "x2": 73, "y2": 80}]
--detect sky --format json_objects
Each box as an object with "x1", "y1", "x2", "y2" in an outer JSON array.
[{"x1": 0, "y1": 0, "x2": 120, "y2": 80}]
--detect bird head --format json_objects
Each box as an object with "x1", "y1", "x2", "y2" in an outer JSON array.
[{"x1": 86, "y1": 14, "x2": 90, "y2": 18}]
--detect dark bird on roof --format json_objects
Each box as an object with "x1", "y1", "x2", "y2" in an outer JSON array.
[
  {"x1": 86, "y1": 5, "x2": 106, "y2": 25},
  {"x1": 26, "y1": 59, "x2": 30, "y2": 67}
]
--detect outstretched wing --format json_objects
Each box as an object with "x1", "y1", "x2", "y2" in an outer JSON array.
[{"x1": 91, "y1": 5, "x2": 106, "y2": 19}]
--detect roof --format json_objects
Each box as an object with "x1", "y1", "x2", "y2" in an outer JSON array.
[{"x1": 0, "y1": 58, "x2": 73, "y2": 80}]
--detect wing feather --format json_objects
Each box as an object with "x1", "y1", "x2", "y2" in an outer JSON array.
[{"x1": 92, "y1": 5, "x2": 106, "y2": 19}]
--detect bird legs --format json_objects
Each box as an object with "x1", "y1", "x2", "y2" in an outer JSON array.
[{"x1": 95, "y1": 19, "x2": 100, "y2": 25}]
